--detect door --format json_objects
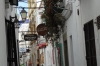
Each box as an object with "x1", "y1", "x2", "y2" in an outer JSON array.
[
  {"x1": 63, "y1": 40, "x2": 69, "y2": 66},
  {"x1": 5, "y1": 19, "x2": 18, "y2": 66},
  {"x1": 63, "y1": 33, "x2": 69, "y2": 66},
  {"x1": 84, "y1": 20, "x2": 97, "y2": 66}
]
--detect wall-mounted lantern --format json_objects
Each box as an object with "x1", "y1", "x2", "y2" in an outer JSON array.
[
  {"x1": 20, "y1": 8, "x2": 27, "y2": 21},
  {"x1": 10, "y1": 14, "x2": 24, "y2": 28}
]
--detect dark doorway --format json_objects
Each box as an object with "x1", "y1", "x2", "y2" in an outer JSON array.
[
  {"x1": 84, "y1": 20, "x2": 97, "y2": 66},
  {"x1": 63, "y1": 40, "x2": 69, "y2": 66},
  {"x1": 5, "y1": 19, "x2": 18, "y2": 66}
]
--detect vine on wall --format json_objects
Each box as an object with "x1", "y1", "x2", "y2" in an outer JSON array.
[{"x1": 41, "y1": 0, "x2": 65, "y2": 39}]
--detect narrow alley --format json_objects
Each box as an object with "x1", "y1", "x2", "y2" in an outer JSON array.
[{"x1": 1, "y1": 0, "x2": 100, "y2": 66}]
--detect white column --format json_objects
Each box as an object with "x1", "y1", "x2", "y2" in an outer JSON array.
[{"x1": 0, "y1": 0, "x2": 7, "y2": 66}]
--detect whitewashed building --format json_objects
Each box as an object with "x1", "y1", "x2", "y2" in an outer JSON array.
[
  {"x1": 59, "y1": 0, "x2": 100, "y2": 66},
  {"x1": 0, "y1": 0, "x2": 19, "y2": 66}
]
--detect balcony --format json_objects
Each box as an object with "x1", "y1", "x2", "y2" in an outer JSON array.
[{"x1": 62, "y1": 2, "x2": 72, "y2": 19}]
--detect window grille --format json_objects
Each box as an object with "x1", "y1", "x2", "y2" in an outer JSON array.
[{"x1": 5, "y1": 19, "x2": 19, "y2": 66}]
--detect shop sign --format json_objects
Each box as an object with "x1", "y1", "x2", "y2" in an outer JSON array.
[
  {"x1": 37, "y1": 24, "x2": 48, "y2": 36},
  {"x1": 19, "y1": 47, "x2": 26, "y2": 52},
  {"x1": 24, "y1": 34, "x2": 37, "y2": 41}
]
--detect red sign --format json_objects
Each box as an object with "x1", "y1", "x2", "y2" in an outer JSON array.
[
  {"x1": 37, "y1": 24, "x2": 48, "y2": 36},
  {"x1": 38, "y1": 43, "x2": 48, "y2": 49}
]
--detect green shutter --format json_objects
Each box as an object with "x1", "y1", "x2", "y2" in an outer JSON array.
[{"x1": 56, "y1": 43, "x2": 64, "y2": 66}]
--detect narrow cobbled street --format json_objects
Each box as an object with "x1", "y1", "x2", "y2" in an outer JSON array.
[{"x1": 0, "y1": 0, "x2": 100, "y2": 66}]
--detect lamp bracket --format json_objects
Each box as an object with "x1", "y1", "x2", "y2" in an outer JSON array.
[{"x1": 10, "y1": 14, "x2": 17, "y2": 21}]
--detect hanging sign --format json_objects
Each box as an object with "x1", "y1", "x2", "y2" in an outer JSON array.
[
  {"x1": 37, "y1": 24, "x2": 48, "y2": 36},
  {"x1": 19, "y1": 47, "x2": 26, "y2": 52},
  {"x1": 24, "y1": 34, "x2": 37, "y2": 41}
]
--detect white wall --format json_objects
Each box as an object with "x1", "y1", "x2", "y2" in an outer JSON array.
[
  {"x1": 60, "y1": 0, "x2": 100, "y2": 66},
  {"x1": 81, "y1": 0, "x2": 100, "y2": 66},
  {"x1": 45, "y1": 43, "x2": 53, "y2": 66},
  {"x1": 35, "y1": 8, "x2": 44, "y2": 26},
  {"x1": 5, "y1": 4, "x2": 12, "y2": 20},
  {"x1": 61, "y1": 0, "x2": 86, "y2": 66},
  {"x1": 5, "y1": 5, "x2": 17, "y2": 20},
  {"x1": 0, "y1": 0, "x2": 7, "y2": 66}
]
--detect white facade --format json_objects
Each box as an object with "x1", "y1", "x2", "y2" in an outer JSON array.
[
  {"x1": 0, "y1": 0, "x2": 18, "y2": 66},
  {"x1": 58, "y1": 0, "x2": 100, "y2": 66},
  {"x1": 45, "y1": 43, "x2": 53, "y2": 66},
  {"x1": 0, "y1": 0, "x2": 7, "y2": 66},
  {"x1": 81, "y1": 0, "x2": 100, "y2": 66}
]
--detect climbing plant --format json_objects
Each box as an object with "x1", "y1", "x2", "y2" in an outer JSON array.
[{"x1": 41, "y1": 0, "x2": 65, "y2": 39}]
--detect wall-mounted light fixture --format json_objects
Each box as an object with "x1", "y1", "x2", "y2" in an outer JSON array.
[
  {"x1": 10, "y1": 14, "x2": 24, "y2": 28},
  {"x1": 20, "y1": 8, "x2": 27, "y2": 21}
]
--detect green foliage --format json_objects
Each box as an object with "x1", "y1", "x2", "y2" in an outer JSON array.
[{"x1": 42, "y1": 0, "x2": 65, "y2": 38}]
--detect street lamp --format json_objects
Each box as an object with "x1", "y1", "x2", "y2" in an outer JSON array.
[{"x1": 20, "y1": 8, "x2": 27, "y2": 21}]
